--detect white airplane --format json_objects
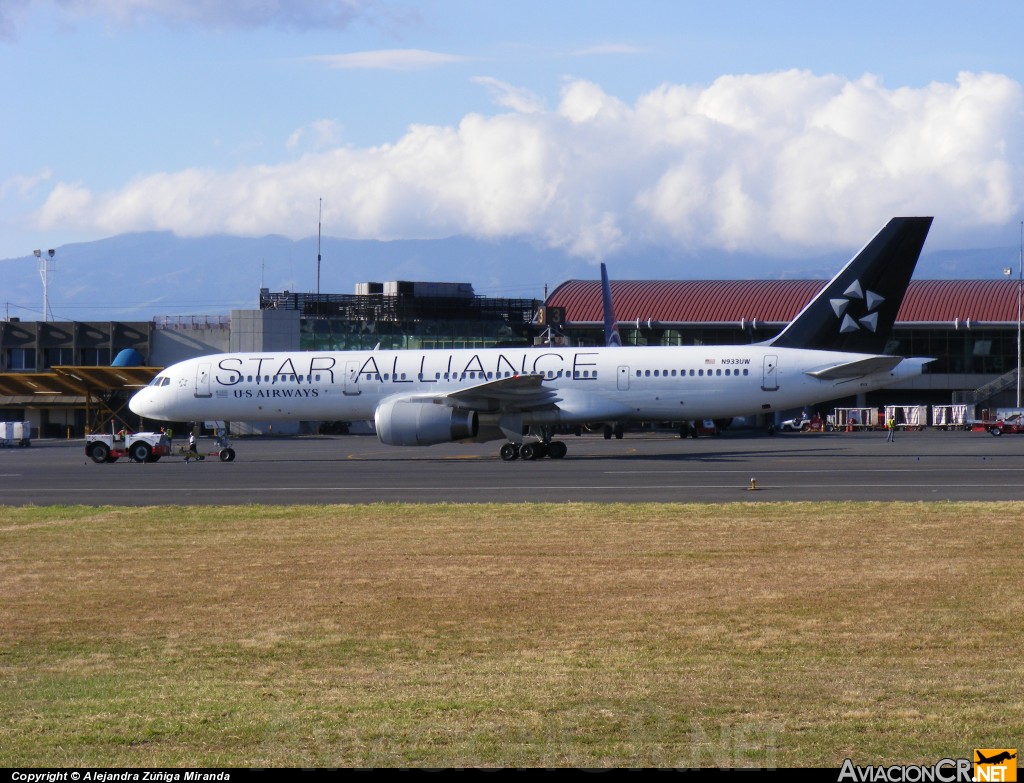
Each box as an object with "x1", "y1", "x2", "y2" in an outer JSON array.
[{"x1": 130, "y1": 217, "x2": 933, "y2": 460}]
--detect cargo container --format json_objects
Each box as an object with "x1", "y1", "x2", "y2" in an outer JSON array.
[
  {"x1": 828, "y1": 407, "x2": 878, "y2": 431},
  {"x1": 931, "y1": 404, "x2": 968, "y2": 430},
  {"x1": 884, "y1": 404, "x2": 928, "y2": 430},
  {"x1": 0, "y1": 421, "x2": 31, "y2": 447}
]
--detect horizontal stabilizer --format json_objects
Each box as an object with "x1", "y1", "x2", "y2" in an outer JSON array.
[{"x1": 805, "y1": 356, "x2": 903, "y2": 379}]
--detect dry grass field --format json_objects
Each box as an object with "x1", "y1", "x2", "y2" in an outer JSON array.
[{"x1": 1, "y1": 502, "x2": 1021, "y2": 767}]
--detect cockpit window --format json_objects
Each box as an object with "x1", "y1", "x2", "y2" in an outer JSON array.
[{"x1": 149, "y1": 375, "x2": 165, "y2": 387}]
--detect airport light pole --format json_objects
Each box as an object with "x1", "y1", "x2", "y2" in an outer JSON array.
[{"x1": 33, "y1": 248, "x2": 55, "y2": 322}]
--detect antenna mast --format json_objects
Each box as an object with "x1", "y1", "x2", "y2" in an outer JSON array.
[{"x1": 317, "y1": 198, "x2": 322, "y2": 312}]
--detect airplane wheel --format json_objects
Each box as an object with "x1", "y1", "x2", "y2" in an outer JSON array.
[
  {"x1": 614, "y1": 424, "x2": 624, "y2": 439},
  {"x1": 219, "y1": 448, "x2": 236, "y2": 462},
  {"x1": 89, "y1": 443, "x2": 110, "y2": 463},
  {"x1": 603, "y1": 425, "x2": 613, "y2": 440},
  {"x1": 499, "y1": 443, "x2": 519, "y2": 461},
  {"x1": 548, "y1": 441, "x2": 568, "y2": 459},
  {"x1": 520, "y1": 443, "x2": 539, "y2": 461}
]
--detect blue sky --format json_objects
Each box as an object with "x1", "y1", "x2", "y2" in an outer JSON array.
[{"x1": 2, "y1": 0, "x2": 1023, "y2": 269}]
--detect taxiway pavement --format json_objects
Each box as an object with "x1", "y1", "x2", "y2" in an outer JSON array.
[{"x1": 2, "y1": 429, "x2": 1022, "y2": 505}]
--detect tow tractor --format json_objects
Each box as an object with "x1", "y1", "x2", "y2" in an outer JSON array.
[
  {"x1": 86, "y1": 430, "x2": 171, "y2": 463},
  {"x1": 86, "y1": 429, "x2": 237, "y2": 462}
]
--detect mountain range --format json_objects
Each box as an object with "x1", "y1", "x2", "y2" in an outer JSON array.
[{"x1": 1, "y1": 232, "x2": 1016, "y2": 323}]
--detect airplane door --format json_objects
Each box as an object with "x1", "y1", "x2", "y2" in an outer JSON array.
[
  {"x1": 194, "y1": 363, "x2": 212, "y2": 398},
  {"x1": 617, "y1": 366, "x2": 630, "y2": 391},
  {"x1": 343, "y1": 360, "x2": 361, "y2": 396},
  {"x1": 761, "y1": 355, "x2": 779, "y2": 392}
]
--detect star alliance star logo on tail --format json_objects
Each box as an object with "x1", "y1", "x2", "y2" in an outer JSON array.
[{"x1": 830, "y1": 278, "x2": 885, "y2": 335}]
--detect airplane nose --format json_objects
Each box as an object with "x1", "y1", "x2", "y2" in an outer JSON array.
[{"x1": 128, "y1": 390, "x2": 153, "y2": 417}]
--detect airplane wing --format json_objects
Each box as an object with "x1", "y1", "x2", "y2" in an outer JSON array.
[
  {"x1": 805, "y1": 356, "x2": 904, "y2": 380},
  {"x1": 407, "y1": 373, "x2": 562, "y2": 413}
]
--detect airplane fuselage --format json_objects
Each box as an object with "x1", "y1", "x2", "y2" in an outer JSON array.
[
  {"x1": 128, "y1": 216, "x2": 933, "y2": 459},
  {"x1": 130, "y1": 344, "x2": 925, "y2": 438}
]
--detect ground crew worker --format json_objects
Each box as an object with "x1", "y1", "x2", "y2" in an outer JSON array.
[{"x1": 886, "y1": 416, "x2": 896, "y2": 442}]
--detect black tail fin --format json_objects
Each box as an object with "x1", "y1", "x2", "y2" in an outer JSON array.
[
  {"x1": 768, "y1": 216, "x2": 932, "y2": 353},
  {"x1": 600, "y1": 263, "x2": 623, "y2": 346}
]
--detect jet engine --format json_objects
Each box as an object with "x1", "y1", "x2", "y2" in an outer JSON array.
[{"x1": 374, "y1": 398, "x2": 479, "y2": 446}]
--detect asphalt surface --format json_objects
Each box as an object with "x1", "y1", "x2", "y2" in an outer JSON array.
[{"x1": 2, "y1": 427, "x2": 1023, "y2": 506}]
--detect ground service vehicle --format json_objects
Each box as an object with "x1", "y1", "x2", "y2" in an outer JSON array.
[
  {"x1": 86, "y1": 431, "x2": 171, "y2": 463},
  {"x1": 986, "y1": 414, "x2": 1024, "y2": 436},
  {"x1": 779, "y1": 417, "x2": 809, "y2": 432}
]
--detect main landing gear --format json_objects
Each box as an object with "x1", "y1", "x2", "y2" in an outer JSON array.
[{"x1": 499, "y1": 440, "x2": 568, "y2": 461}]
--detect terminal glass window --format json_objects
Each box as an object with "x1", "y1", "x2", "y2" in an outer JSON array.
[
  {"x1": 80, "y1": 348, "x2": 111, "y2": 366},
  {"x1": 8, "y1": 348, "x2": 35, "y2": 370},
  {"x1": 44, "y1": 348, "x2": 74, "y2": 367}
]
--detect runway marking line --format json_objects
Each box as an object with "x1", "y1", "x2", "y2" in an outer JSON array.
[
  {"x1": 7, "y1": 482, "x2": 1024, "y2": 493},
  {"x1": 604, "y1": 467, "x2": 1024, "y2": 475}
]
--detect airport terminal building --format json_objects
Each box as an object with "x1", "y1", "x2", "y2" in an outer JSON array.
[{"x1": 2, "y1": 277, "x2": 1022, "y2": 436}]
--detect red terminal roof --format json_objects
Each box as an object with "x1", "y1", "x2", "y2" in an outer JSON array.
[{"x1": 547, "y1": 279, "x2": 1021, "y2": 326}]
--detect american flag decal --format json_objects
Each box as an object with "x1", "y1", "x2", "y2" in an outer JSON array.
[
  {"x1": 705, "y1": 358, "x2": 715, "y2": 365},
  {"x1": 215, "y1": 390, "x2": 228, "y2": 398}
]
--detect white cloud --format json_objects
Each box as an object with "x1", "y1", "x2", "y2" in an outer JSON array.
[
  {"x1": 310, "y1": 49, "x2": 468, "y2": 71},
  {"x1": 0, "y1": 0, "x2": 30, "y2": 41},
  {"x1": 472, "y1": 77, "x2": 544, "y2": 114},
  {"x1": 286, "y1": 120, "x2": 344, "y2": 152},
  {"x1": 44, "y1": 0, "x2": 373, "y2": 31},
  {"x1": 32, "y1": 70, "x2": 1024, "y2": 260},
  {"x1": 1, "y1": 168, "x2": 52, "y2": 198},
  {"x1": 571, "y1": 43, "x2": 643, "y2": 57}
]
